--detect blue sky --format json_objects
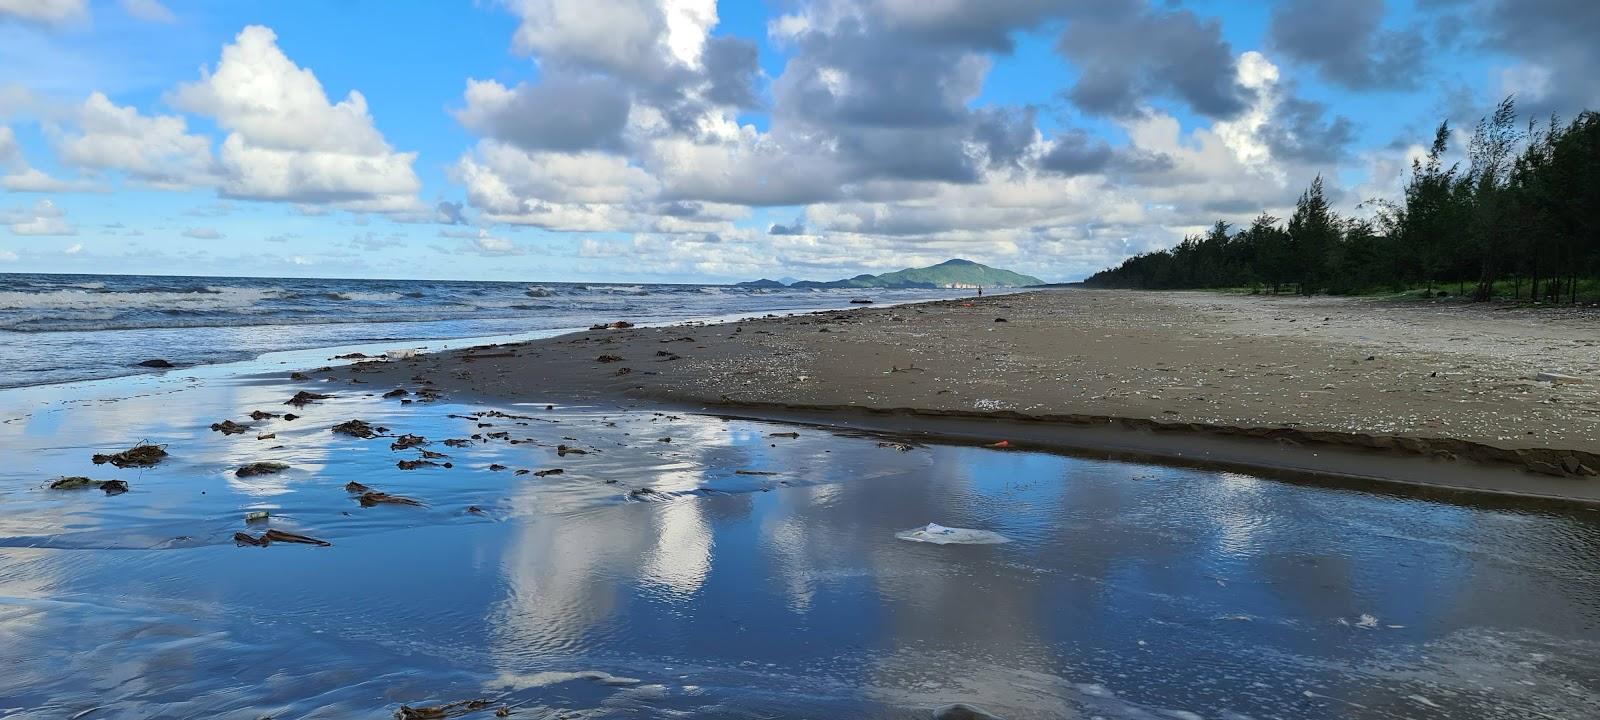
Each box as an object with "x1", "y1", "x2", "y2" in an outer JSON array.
[{"x1": 0, "y1": 0, "x2": 1592, "y2": 282}]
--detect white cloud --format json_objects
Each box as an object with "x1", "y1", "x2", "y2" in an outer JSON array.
[
  {"x1": 120, "y1": 0, "x2": 173, "y2": 23},
  {"x1": 170, "y1": 25, "x2": 422, "y2": 212},
  {"x1": 5, "y1": 198, "x2": 76, "y2": 236},
  {"x1": 55, "y1": 92, "x2": 214, "y2": 188},
  {"x1": 63, "y1": 241, "x2": 81, "y2": 253},
  {"x1": 182, "y1": 226, "x2": 223, "y2": 239},
  {"x1": 0, "y1": 248, "x2": 16, "y2": 261},
  {"x1": 1, "y1": 124, "x2": 101, "y2": 192},
  {"x1": 0, "y1": 0, "x2": 85, "y2": 25}
]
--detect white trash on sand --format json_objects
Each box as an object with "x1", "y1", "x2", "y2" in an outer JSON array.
[{"x1": 896, "y1": 523, "x2": 1011, "y2": 545}]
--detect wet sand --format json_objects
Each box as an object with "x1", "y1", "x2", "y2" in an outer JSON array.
[{"x1": 328, "y1": 289, "x2": 1600, "y2": 499}]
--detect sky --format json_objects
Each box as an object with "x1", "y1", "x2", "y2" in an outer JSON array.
[{"x1": 0, "y1": 0, "x2": 1595, "y2": 283}]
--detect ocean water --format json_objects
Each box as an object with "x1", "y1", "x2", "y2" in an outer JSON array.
[
  {"x1": 0, "y1": 273, "x2": 975, "y2": 388},
  {"x1": 2, "y1": 362, "x2": 1597, "y2": 718}
]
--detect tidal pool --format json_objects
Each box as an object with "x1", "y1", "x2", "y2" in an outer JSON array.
[{"x1": 1, "y1": 353, "x2": 1598, "y2": 719}]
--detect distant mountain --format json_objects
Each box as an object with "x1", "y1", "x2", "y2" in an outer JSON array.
[
  {"x1": 734, "y1": 278, "x2": 786, "y2": 288},
  {"x1": 781, "y1": 259, "x2": 1042, "y2": 289}
]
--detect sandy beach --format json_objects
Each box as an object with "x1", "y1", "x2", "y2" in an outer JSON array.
[{"x1": 329, "y1": 289, "x2": 1600, "y2": 496}]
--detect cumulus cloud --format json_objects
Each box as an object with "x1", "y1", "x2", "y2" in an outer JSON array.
[
  {"x1": 55, "y1": 92, "x2": 214, "y2": 188},
  {"x1": 1269, "y1": 0, "x2": 1425, "y2": 90},
  {"x1": 1, "y1": 124, "x2": 99, "y2": 191},
  {"x1": 171, "y1": 25, "x2": 423, "y2": 212},
  {"x1": 4, "y1": 198, "x2": 75, "y2": 235}
]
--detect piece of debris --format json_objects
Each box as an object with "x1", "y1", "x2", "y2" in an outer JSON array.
[
  {"x1": 332, "y1": 352, "x2": 370, "y2": 359},
  {"x1": 386, "y1": 349, "x2": 421, "y2": 360},
  {"x1": 256, "y1": 433, "x2": 276, "y2": 440},
  {"x1": 897, "y1": 523, "x2": 1011, "y2": 545},
  {"x1": 614, "y1": 367, "x2": 633, "y2": 376},
  {"x1": 332, "y1": 419, "x2": 387, "y2": 439},
  {"x1": 286, "y1": 390, "x2": 333, "y2": 407},
  {"x1": 466, "y1": 506, "x2": 486, "y2": 515},
  {"x1": 994, "y1": 318, "x2": 1008, "y2": 323},
  {"x1": 283, "y1": 413, "x2": 300, "y2": 421},
  {"x1": 735, "y1": 470, "x2": 776, "y2": 476},
  {"x1": 99, "y1": 480, "x2": 129, "y2": 495},
  {"x1": 358, "y1": 491, "x2": 423, "y2": 507},
  {"x1": 596, "y1": 354, "x2": 624, "y2": 363},
  {"x1": 988, "y1": 440, "x2": 1010, "y2": 448},
  {"x1": 768, "y1": 432, "x2": 800, "y2": 439},
  {"x1": 628, "y1": 487, "x2": 663, "y2": 500},
  {"x1": 488, "y1": 464, "x2": 507, "y2": 471},
  {"x1": 49, "y1": 476, "x2": 96, "y2": 490},
  {"x1": 443, "y1": 438, "x2": 472, "y2": 448},
  {"x1": 210, "y1": 420, "x2": 251, "y2": 435},
  {"x1": 556, "y1": 444, "x2": 588, "y2": 456},
  {"x1": 397, "y1": 459, "x2": 441, "y2": 471},
  {"x1": 236, "y1": 462, "x2": 290, "y2": 478},
  {"x1": 533, "y1": 468, "x2": 564, "y2": 477},
  {"x1": 137, "y1": 358, "x2": 175, "y2": 368},
  {"x1": 244, "y1": 510, "x2": 270, "y2": 523},
  {"x1": 877, "y1": 442, "x2": 914, "y2": 451},
  {"x1": 660, "y1": 336, "x2": 696, "y2": 343},
  {"x1": 849, "y1": 298, "x2": 873, "y2": 304},
  {"x1": 345, "y1": 481, "x2": 371, "y2": 493},
  {"x1": 249, "y1": 410, "x2": 279, "y2": 421},
  {"x1": 418, "y1": 449, "x2": 449, "y2": 459},
  {"x1": 657, "y1": 436, "x2": 671, "y2": 443},
  {"x1": 234, "y1": 529, "x2": 332, "y2": 547},
  {"x1": 383, "y1": 388, "x2": 409, "y2": 398},
  {"x1": 394, "y1": 699, "x2": 494, "y2": 719},
  {"x1": 92, "y1": 442, "x2": 168, "y2": 468},
  {"x1": 1534, "y1": 371, "x2": 1584, "y2": 385},
  {"x1": 390, "y1": 434, "x2": 428, "y2": 450},
  {"x1": 290, "y1": 372, "x2": 308, "y2": 381}
]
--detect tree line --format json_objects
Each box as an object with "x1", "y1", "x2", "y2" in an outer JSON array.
[{"x1": 1084, "y1": 99, "x2": 1600, "y2": 303}]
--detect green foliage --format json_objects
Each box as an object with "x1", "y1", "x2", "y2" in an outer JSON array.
[{"x1": 1085, "y1": 98, "x2": 1600, "y2": 304}]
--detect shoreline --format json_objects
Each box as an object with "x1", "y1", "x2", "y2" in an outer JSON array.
[{"x1": 321, "y1": 288, "x2": 1600, "y2": 502}]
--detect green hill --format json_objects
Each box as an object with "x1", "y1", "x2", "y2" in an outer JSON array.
[{"x1": 784, "y1": 259, "x2": 1042, "y2": 289}]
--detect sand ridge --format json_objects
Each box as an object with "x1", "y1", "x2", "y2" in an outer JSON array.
[{"x1": 328, "y1": 289, "x2": 1600, "y2": 483}]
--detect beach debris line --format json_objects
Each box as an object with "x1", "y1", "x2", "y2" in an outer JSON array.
[
  {"x1": 236, "y1": 462, "x2": 290, "y2": 477},
  {"x1": 92, "y1": 441, "x2": 167, "y2": 468},
  {"x1": 233, "y1": 529, "x2": 331, "y2": 547},
  {"x1": 285, "y1": 390, "x2": 333, "y2": 407},
  {"x1": 896, "y1": 523, "x2": 1011, "y2": 545},
  {"x1": 393, "y1": 698, "x2": 495, "y2": 719}
]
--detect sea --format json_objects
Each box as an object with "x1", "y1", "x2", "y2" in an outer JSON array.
[{"x1": 0, "y1": 273, "x2": 973, "y2": 388}]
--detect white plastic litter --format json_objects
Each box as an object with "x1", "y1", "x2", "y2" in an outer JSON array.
[
  {"x1": 895, "y1": 523, "x2": 1011, "y2": 545},
  {"x1": 385, "y1": 349, "x2": 421, "y2": 360}
]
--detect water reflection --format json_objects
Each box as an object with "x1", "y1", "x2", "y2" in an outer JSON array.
[{"x1": 1, "y1": 368, "x2": 1599, "y2": 718}]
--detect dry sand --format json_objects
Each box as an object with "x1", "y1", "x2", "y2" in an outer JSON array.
[{"x1": 328, "y1": 289, "x2": 1600, "y2": 497}]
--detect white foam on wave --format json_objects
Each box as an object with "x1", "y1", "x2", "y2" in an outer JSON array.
[{"x1": 0, "y1": 286, "x2": 277, "y2": 312}]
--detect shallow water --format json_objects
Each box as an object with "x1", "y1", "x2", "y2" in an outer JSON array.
[
  {"x1": 0, "y1": 273, "x2": 976, "y2": 388},
  {"x1": 2, "y1": 351, "x2": 1600, "y2": 718}
]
